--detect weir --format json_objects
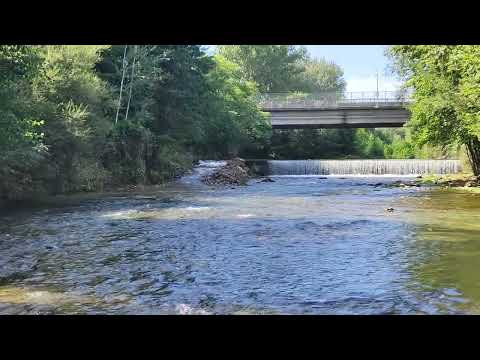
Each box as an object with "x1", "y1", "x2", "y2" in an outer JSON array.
[{"x1": 266, "y1": 159, "x2": 462, "y2": 176}]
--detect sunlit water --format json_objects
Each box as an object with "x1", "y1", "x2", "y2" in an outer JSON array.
[
  {"x1": 268, "y1": 159, "x2": 462, "y2": 175},
  {"x1": 1, "y1": 163, "x2": 480, "y2": 314}
]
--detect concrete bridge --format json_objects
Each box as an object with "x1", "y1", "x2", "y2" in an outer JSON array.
[{"x1": 259, "y1": 91, "x2": 412, "y2": 129}]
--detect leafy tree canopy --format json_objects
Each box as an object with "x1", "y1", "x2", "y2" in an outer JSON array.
[{"x1": 389, "y1": 45, "x2": 480, "y2": 174}]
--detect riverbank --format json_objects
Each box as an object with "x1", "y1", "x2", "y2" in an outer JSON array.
[
  {"x1": 382, "y1": 173, "x2": 480, "y2": 192},
  {"x1": 0, "y1": 181, "x2": 179, "y2": 213},
  {"x1": 417, "y1": 173, "x2": 480, "y2": 193},
  {"x1": 0, "y1": 159, "x2": 250, "y2": 212},
  {"x1": 3, "y1": 161, "x2": 477, "y2": 213}
]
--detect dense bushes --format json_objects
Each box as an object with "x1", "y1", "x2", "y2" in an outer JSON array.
[{"x1": 0, "y1": 45, "x2": 270, "y2": 202}]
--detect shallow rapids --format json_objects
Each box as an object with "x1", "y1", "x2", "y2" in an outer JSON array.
[{"x1": 1, "y1": 162, "x2": 480, "y2": 314}]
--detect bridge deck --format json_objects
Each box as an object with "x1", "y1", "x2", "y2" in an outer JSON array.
[{"x1": 259, "y1": 92, "x2": 411, "y2": 129}]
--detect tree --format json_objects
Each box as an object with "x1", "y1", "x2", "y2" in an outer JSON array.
[
  {"x1": 217, "y1": 45, "x2": 307, "y2": 92},
  {"x1": 99, "y1": 46, "x2": 270, "y2": 183},
  {"x1": 298, "y1": 57, "x2": 346, "y2": 93},
  {"x1": 203, "y1": 55, "x2": 270, "y2": 157},
  {"x1": 0, "y1": 45, "x2": 273, "y2": 200},
  {"x1": 31, "y1": 45, "x2": 113, "y2": 192},
  {"x1": 389, "y1": 45, "x2": 480, "y2": 175},
  {"x1": 0, "y1": 45, "x2": 47, "y2": 200},
  {"x1": 0, "y1": 45, "x2": 43, "y2": 152}
]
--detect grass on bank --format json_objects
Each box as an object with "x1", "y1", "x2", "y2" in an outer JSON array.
[{"x1": 418, "y1": 173, "x2": 480, "y2": 193}]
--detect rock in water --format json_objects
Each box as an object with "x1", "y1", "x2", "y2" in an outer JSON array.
[
  {"x1": 385, "y1": 207, "x2": 394, "y2": 212},
  {"x1": 260, "y1": 177, "x2": 275, "y2": 183},
  {"x1": 202, "y1": 158, "x2": 251, "y2": 186}
]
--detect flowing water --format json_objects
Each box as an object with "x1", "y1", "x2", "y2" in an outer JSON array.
[
  {"x1": 268, "y1": 159, "x2": 462, "y2": 176},
  {"x1": 1, "y1": 160, "x2": 480, "y2": 314}
]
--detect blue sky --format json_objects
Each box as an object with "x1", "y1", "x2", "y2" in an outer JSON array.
[
  {"x1": 304, "y1": 45, "x2": 401, "y2": 92},
  {"x1": 205, "y1": 45, "x2": 402, "y2": 92}
]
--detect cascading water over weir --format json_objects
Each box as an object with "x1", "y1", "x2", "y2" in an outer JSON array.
[{"x1": 267, "y1": 159, "x2": 462, "y2": 176}]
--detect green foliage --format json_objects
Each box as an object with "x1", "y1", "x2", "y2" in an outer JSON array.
[
  {"x1": 102, "y1": 120, "x2": 151, "y2": 185},
  {"x1": 0, "y1": 46, "x2": 48, "y2": 199},
  {"x1": 0, "y1": 46, "x2": 42, "y2": 151},
  {"x1": 218, "y1": 45, "x2": 308, "y2": 92},
  {"x1": 6, "y1": 44, "x2": 472, "y2": 203},
  {"x1": 269, "y1": 129, "x2": 355, "y2": 159},
  {"x1": 384, "y1": 137, "x2": 415, "y2": 159},
  {"x1": 0, "y1": 146, "x2": 51, "y2": 200},
  {"x1": 99, "y1": 46, "x2": 269, "y2": 182},
  {"x1": 389, "y1": 45, "x2": 480, "y2": 174},
  {"x1": 1, "y1": 45, "x2": 272, "y2": 201},
  {"x1": 354, "y1": 129, "x2": 386, "y2": 158},
  {"x1": 0, "y1": 45, "x2": 114, "y2": 199},
  {"x1": 147, "y1": 134, "x2": 194, "y2": 183},
  {"x1": 33, "y1": 45, "x2": 114, "y2": 193},
  {"x1": 202, "y1": 55, "x2": 270, "y2": 158},
  {"x1": 297, "y1": 57, "x2": 347, "y2": 93}
]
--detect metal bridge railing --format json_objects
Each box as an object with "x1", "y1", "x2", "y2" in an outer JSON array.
[{"x1": 258, "y1": 91, "x2": 413, "y2": 109}]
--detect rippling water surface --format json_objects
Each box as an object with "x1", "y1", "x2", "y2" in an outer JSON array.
[{"x1": 1, "y1": 165, "x2": 480, "y2": 314}]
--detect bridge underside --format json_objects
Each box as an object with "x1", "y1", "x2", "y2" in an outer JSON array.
[{"x1": 267, "y1": 107, "x2": 410, "y2": 129}]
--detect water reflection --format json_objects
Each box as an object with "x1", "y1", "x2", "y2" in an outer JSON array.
[
  {"x1": 1, "y1": 176, "x2": 480, "y2": 314},
  {"x1": 399, "y1": 190, "x2": 480, "y2": 314}
]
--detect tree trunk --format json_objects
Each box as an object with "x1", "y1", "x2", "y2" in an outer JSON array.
[{"x1": 466, "y1": 137, "x2": 480, "y2": 176}]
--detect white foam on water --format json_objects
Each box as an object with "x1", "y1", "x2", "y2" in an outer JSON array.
[
  {"x1": 197, "y1": 160, "x2": 227, "y2": 168},
  {"x1": 237, "y1": 214, "x2": 255, "y2": 218},
  {"x1": 179, "y1": 160, "x2": 227, "y2": 185},
  {"x1": 268, "y1": 174, "x2": 417, "y2": 178},
  {"x1": 183, "y1": 206, "x2": 210, "y2": 211},
  {"x1": 268, "y1": 159, "x2": 462, "y2": 176},
  {"x1": 101, "y1": 209, "x2": 139, "y2": 218},
  {"x1": 175, "y1": 303, "x2": 210, "y2": 315}
]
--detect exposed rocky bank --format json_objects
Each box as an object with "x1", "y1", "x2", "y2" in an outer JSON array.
[
  {"x1": 201, "y1": 158, "x2": 252, "y2": 186},
  {"x1": 380, "y1": 174, "x2": 480, "y2": 191}
]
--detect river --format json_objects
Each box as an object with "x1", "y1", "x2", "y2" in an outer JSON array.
[{"x1": 1, "y1": 161, "x2": 480, "y2": 314}]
